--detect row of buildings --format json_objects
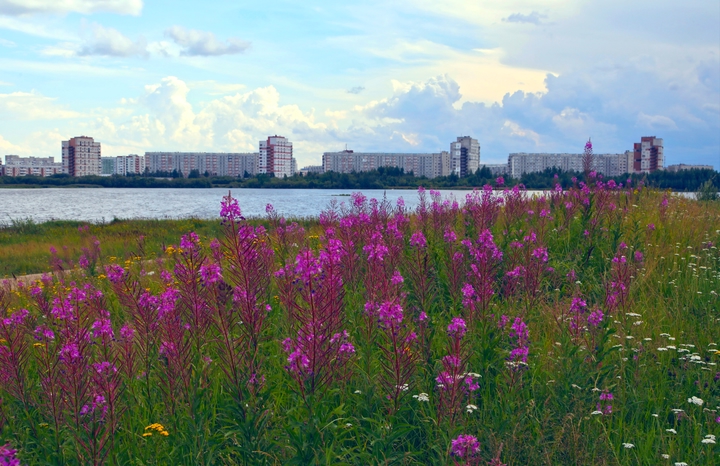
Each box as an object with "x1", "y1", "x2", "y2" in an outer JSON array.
[{"x1": 0, "y1": 134, "x2": 713, "y2": 179}]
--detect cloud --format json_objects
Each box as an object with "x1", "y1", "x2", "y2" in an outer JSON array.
[
  {"x1": 77, "y1": 23, "x2": 147, "y2": 57},
  {"x1": 0, "y1": 0, "x2": 142, "y2": 16},
  {"x1": 347, "y1": 86, "x2": 365, "y2": 94},
  {"x1": 0, "y1": 38, "x2": 14, "y2": 46},
  {"x1": 0, "y1": 90, "x2": 80, "y2": 120},
  {"x1": 503, "y1": 11, "x2": 547, "y2": 25},
  {"x1": 164, "y1": 26, "x2": 250, "y2": 56}
]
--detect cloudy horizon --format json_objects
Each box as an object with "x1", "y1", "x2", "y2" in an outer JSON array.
[{"x1": 0, "y1": 0, "x2": 718, "y2": 169}]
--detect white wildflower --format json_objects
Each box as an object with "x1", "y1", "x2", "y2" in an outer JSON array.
[
  {"x1": 661, "y1": 454, "x2": 669, "y2": 459},
  {"x1": 652, "y1": 413, "x2": 659, "y2": 417},
  {"x1": 413, "y1": 393, "x2": 429, "y2": 402},
  {"x1": 622, "y1": 443, "x2": 635, "y2": 449},
  {"x1": 466, "y1": 404, "x2": 478, "y2": 413},
  {"x1": 590, "y1": 410, "x2": 603, "y2": 415},
  {"x1": 701, "y1": 438, "x2": 716, "y2": 444},
  {"x1": 666, "y1": 429, "x2": 677, "y2": 434},
  {"x1": 688, "y1": 396, "x2": 704, "y2": 406}
]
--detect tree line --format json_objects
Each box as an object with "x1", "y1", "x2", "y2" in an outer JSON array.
[{"x1": 0, "y1": 166, "x2": 716, "y2": 191}]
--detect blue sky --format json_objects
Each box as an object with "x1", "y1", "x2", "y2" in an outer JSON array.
[{"x1": 0, "y1": 0, "x2": 718, "y2": 169}]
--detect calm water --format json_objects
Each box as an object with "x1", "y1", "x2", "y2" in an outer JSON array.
[
  {"x1": 0, "y1": 188, "x2": 698, "y2": 224},
  {"x1": 0, "y1": 188, "x2": 479, "y2": 223}
]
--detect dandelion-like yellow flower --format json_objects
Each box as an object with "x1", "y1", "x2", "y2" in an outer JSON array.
[
  {"x1": 159, "y1": 431, "x2": 169, "y2": 436},
  {"x1": 142, "y1": 433, "x2": 152, "y2": 437},
  {"x1": 97, "y1": 274, "x2": 106, "y2": 280}
]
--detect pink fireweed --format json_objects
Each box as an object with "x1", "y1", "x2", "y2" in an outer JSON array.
[
  {"x1": 436, "y1": 316, "x2": 477, "y2": 425},
  {"x1": 462, "y1": 229, "x2": 502, "y2": 320},
  {"x1": 450, "y1": 434, "x2": 480, "y2": 459}
]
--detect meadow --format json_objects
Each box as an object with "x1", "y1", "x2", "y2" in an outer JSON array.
[{"x1": 0, "y1": 176, "x2": 719, "y2": 465}]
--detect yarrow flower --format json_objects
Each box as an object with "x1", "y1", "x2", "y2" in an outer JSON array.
[{"x1": 688, "y1": 396, "x2": 704, "y2": 406}]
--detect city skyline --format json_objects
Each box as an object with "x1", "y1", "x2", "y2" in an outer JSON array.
[{"x1": 0, "y1": 1, "x2": 718, "y2": 169}]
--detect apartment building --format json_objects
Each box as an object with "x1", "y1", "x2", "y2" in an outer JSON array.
[
  {"x1": 450, "y1": 136, "x2": 480, "y2": 177},
  {"x1": 322, "y1": 150, "x2": 451, "y2": 179},
  {"x1": 259, "y1": 135, "x2": 294, "y2": 178},
  {"x1": 144, "y1": 152, "x2": 258, "y2": 177},
  {"x1": 115, "y1": 154, "x2": 146, "y2": 176},
  {"x1": 633, "y1": 137, "x2": 664, "y2": 173},
  {"x1": 3, "y1": 155, "x2": 63, "y2": 177},
  {"x1": 666, "y1": 164, "x2": 714, "y2": 172},
  {"x1": 508, "y1": 152, "x2": 633, "y2": 178},
  {"x1": 62, "y1": 136, "x2": 101, "y2": 177}
]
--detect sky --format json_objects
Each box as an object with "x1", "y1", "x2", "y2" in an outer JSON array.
[{"x1": 0, "y1": 0, "x2": 718, "y2": 169}]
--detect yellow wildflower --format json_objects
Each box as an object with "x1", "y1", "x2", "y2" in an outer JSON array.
[
  {"x1": 159, "y1": 431, "x2": 169, "y2": 436},
  {"x1": 97, "y1": 274, "x2": 106, "y2": 280},
  {"x1": 142, "y1": 433, "x2": 152, "y2": 437}
]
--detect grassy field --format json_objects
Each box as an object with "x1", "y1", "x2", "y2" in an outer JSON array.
[{"x1": 0, "y1": 181, "x2": 719, "y2": 465}]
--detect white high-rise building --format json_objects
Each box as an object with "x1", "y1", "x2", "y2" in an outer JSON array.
[
  {"x1": 62, "y1": 136, "x2": 101, "y2": 177},
  {"x1": 259, "y1": 135, "x2": 294, "y2": 178},
  {"x1": 144, "y1": 152, "x2": 258, "y2": 177},
  {"x1": 508, "y1": 152, "x2": 634, "y2": 178},
  {"x1": 115, "y1": 154, "x2": 145, "y2": 175}
]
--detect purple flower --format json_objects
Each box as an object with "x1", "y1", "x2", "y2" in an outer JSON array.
[
  {"x1": 91, "y1": 318, "x2": 114, "y2": 340},
  {"x1": 531, "y1": 247, "x2": 549, "y2": 262},
  {"x1": 120, "y1": 324, "x2": 135, "y2": 341},
  {"x1": 495, "y1": 176, "x2": 505, "y2": 186},
  {"x1": 447, "y1": 317, "x2": 467, "y2": 339},
  {"x1": 450, "y1": 434, "x2": 480, "y2": 458},
  {"x1": 418, "y1": 311, "x2": 428, "y2": 322},
  {"x1": 463, "y1": 375, "x2": 480, "y2": 392},
  {"x1": 409, "y1": 231, "x2": 427, "y2": 248},
  {"x1": 180, "y1": 232, "x2": 200, "y2": 251},
  {"x1": 647, "y1": 223, "x2": 655, "y2": 231},
  {"x1": 391, "y1": 270, "x2": 404, "y2": 285},
  {"x1": 634, "y1": 251, "x2": 644, "y2": 262},
  {"x1": 59, "y1": 343, "x2": 81, "y2": 363},
  {"x1": 587, "y1": 309, "x2": 604, "y2": 327},
  {"x1": 0, "y1": 442, "x2": 20, "y2": 466},
  {"x1": 378, "y1": 301, "x2": 404, "y2": 327},
  {"x1": 444, "y1": 229, "x2": 457, "y2": 243},
  {"x1": 105, "y1": 264, "x2": 126, "y2": 284},
  {"x1": 498, "y1": 314, "x2": 509, "y2": 328},
  {"x1": 599, "y1": 391, "x2": 613, "y2": 401},
  {"x1": 92, "y1": 361, "x2": 117, "y2": 375},
  {"x1": 199, "y1": 262, "x2": 223, "y2": 284},
  {"x1": 220, "y1": 194, "x2": 243, "y2": 221},
  {"x1": 34, "y1": 325, "x2": 54, "y2": 341}
]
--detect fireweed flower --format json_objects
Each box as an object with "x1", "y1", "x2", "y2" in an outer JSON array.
[
  {"x1": 0, "y1": 443, "x2": 20, "y2": 466},
  {"x1": 447, "y1": 317, "x2": 467, "y2": 339},
  {"x1": 199, "y1": 262, "x2": 223, "y2": 285},
  {"x1": 220, "y1": 193, "x2": 243, "y2": 221},
  {"x1": 409, "y1": 231, "x2": 427, "y2": 248},
  {"x1": 105, "y1": 264, "x2": 126, "y2": 284},
  {"x1": 451, "y1": 434, "x2": 480, "y2": 458}
]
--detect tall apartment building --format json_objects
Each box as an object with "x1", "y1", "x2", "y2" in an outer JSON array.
[
  {"x1": 3, "y1": 155, "x2": 63, "y2": 177},
  {"x1": 479, "y1": 163, "x2": 509, "y2": 176},
  {"x1": 62, "y1": 136, "x2": 101, "y2": 177},
  {"x1": 322, "y1": 150, "x2": 451, "y2": 179},
  {"x1": 259, "y1": 135, "x2": 294, "y2": 178},
  {"x1": 144, "y1": 152, "x2": 258, "y2": 177},
  {"x1": 633, "y1": 137, "x2": 664, "y2": 173},
  {"x1": 450, "y1": 136, "x2": 480, "y2": 177},
  {"x1": 115, "y1": 154, "x2": 146, "y2": 176},
  {"x1": 508, "y1": 152, "x2": 633, "y2": 178}
]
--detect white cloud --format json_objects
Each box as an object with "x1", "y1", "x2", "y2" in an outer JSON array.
[
  {"x1": 0, "y1": 0, "x2": 142, "y2": 16},
  {"x1": 503, "y1": 11, "x2": 547, "y2": 25},
  {"x1": 636, "y1": 112, "x2": 678, "y2": 130},
  {"x1": 77, "y1": 23, "x2": 147, "y2": 57},
  {"x1": 0, "y1": 37, "x2": 14, "y2": 46},
  {"x1": 0, "y1": 90, "x2": 80, "y2": 120},
  {"x1": 164, "y1": 26, "x2": 250, "y2": 56}
]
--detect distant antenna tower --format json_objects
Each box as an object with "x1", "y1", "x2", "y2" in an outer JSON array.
[{"x1": 582, "y1": 137, "x2": 594, "y2": 175}]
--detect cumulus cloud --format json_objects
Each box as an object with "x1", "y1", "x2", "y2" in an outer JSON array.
[
  {"x1": 503, "y1": 11, "x2": 547, "y2": 25},
  {"x1": 0, "y1": 0, "x2": 142, "y2": 16},
  {"x1": 77, "y1": 23, "x2": 147, "y2": 57},
  {"x1": 0, "y1": 90, "x2": 80, "y2": 120},
  {"x1": 164, "y1": 26, "x2": 250, "y2": 56},
  {"x1": 347, "y1": 86, "x2": 365, "y2": 94}
]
